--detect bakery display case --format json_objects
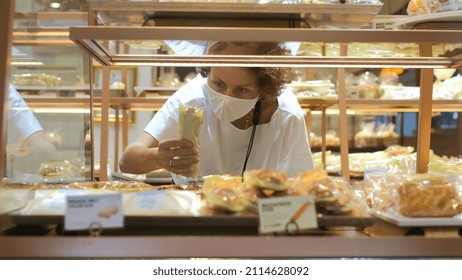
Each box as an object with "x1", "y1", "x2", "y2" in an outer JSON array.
[
  {"x1": 2, "y1": 0, "x2": 462, "y2": 259},
  {"x1": 70, "y1": 1, "x2": 462, "y2": 179}
]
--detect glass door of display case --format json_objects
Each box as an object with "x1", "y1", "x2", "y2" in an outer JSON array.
[{"x1": 4, "y1": 0, "x2": 92, "y2": 183}]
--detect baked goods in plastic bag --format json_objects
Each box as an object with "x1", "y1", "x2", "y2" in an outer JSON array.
[
  {"x1": 397, "y1": 174, "x2": 462, "y2": 217},
  {"x1": 242, "y1": 169, "x2": 294, "y2": 213},
  {"x1": 364, "y1": 173, "x2": 402, "y2": 211},
  {"x1": 37, "y1": 160, "x2": 72, "y2": 178},
  {"x1": 178, "y1": 104, "x2": 204, "y2": 181},
  {"x1": 407, "y1": 0, "x2": 462, "y2": 16},
  {"x1": 202, "y1": 169, "x2": 364, "y2": 216},
  {"x1": 293, "y1": 169, "x2": 329, "y2": 193},
  {"x1": 243, "y1": 169, "x2": 289, "y2": 192},
  {"x1": 294, "y1": 170, "x2": 353, "y2": 215},
  {"x1": 202, "y1": 174, "x2": 244, "y2": 212},
  {"x1": 202, "y1": 170, "x2": 290, "y2": 213}
]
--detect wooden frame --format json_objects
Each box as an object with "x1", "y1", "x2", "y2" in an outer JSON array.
[
  {"x1": 93, "y1": 66, "x2": 137, "y2": 124},
  {"x1": 0, "y1": 0, "x2": 15, "y2": 180}
]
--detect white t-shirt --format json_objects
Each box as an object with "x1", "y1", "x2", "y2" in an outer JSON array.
[
  {"x1": 163, "y1": 40, "x2": 301, "y2": 56},
  {"x1": 145, "y1": 74, "x2": 314, "y2": 179},
  {"x1": 8, "y1": 83, "x2": 43, "y2": 138}
]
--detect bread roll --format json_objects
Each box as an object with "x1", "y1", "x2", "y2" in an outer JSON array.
[
  {"x1": 294, "y1": 170, "x2": 329, "y2": 194},
  {"x1": 243, "y1": 169, "x2": 288, "y2": 191},
  {"x1": 202, "y1": 180, "x2": 245, "y2": 213},
  {"x1": 298, "y1": 175, "x2": 353, "y2": 215}
]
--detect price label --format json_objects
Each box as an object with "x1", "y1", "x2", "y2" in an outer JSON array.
[
  {"x1": 65, "y1": 193, "x2": 123, "y2": 231},
  {"x1": 258, "y1": 195, "x2": 317, "y2": 234}
]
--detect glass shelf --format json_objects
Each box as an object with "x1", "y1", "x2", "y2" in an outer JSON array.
[
  {"x1": 70, "y1": 26, "x2": 462, "y2": 68},
  {"x1": 89, "y1": 1, "x2": 383, "y2": 29}
]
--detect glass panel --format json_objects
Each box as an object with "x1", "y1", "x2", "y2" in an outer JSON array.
[
  {"x1": 299, "y1": 42, "x2": 453, "y2": 58},
  {"x1": 6, "y1": 0, "x2": 91, "y2": 183},
  {"x1": 91, "y1": 1, "x2": 384, "y2": 29},
  {"x1": 83, "y1": 38, "x2": 455, "y2": 70},
  {"x1": 89, "y1": 38, "x2": 459, "y2": 60}
]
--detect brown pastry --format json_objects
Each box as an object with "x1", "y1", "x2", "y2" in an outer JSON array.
[
  {"x1": 294, "y1": 169, "x2": 329, "y2": 194},
  {"x1": 243, "y1": 169, "x2": 288, "y2": 191},
  {"x1": 202, "y1": 180, "x2": 244, "y2": 213},
  {"x1": 398, "y1": 175, "x2": 462, "y2": 217},
  {"x1": 306, "y1": 177, "x2": 353, "y2": 215}
]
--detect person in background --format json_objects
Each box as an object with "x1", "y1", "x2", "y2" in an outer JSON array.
[
  {"x1": 120, "y1": 41, "x2": 314, "y2": 182},
  {"x1": 7, "y1": 83, "x2": 57, "y2": 173}
]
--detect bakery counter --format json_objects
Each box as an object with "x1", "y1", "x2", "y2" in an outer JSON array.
[
  {"x1": 2, "y1": 172, "x2": 462, "y2": 259},
  {"x1": 1, "y1": 233, "x2": 462, "y2": 259},
  {"x1": 1, "y1": 197, "x2": 462, "y2": 258},
  {"x1": 1, "y1": 205, "x2": 462, "y2": 258}
]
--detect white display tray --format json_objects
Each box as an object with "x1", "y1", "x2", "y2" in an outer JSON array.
[
  {"x1": 391, "y1": 11, "x2": 462, "y2": 29},
  {"x1": 373, "y1": 210, "x2": 462, "y2": 227}
]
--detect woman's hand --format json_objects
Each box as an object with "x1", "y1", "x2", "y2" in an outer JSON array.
[
  {"x1": 119, "y1": 133, "x2": 199, "y2": 176},
  {"x1": 158, "y1": 139, "x2": 199, "y2": 177}
]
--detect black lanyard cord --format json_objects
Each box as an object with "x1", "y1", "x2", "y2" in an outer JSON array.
[{"x1": 241, "y1": 98, "x2": 262, "y2": 177}]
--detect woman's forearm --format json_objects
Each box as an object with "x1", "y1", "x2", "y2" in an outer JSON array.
[{"x1": 119, "y1": 144, "x2": 161, "y2": 174}]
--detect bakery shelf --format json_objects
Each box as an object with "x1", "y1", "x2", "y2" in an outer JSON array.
[
  {"x1": 75, "y1": 96, "x2": 462, "y2": 113},
  {"x1": 70, "y1": 26, "x2": 461, "y2": 68},
  {"x1": 345, "y1": 99, "x2": 462, "y2": 113},
  {"x1": 13, "y1": 12, "x2": 87, "y2": 46},
  {"x1": 90, "y1": 1, "x2": 383, "y2": 29},
  {"x1": 7, "y1": 212, "x2": 375, "y2": 231},
  {"x1": 14, "y1": 11, "x2": 87, "y2": 26}
]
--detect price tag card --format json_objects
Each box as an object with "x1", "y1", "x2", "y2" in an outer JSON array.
[
  {"x1": 65, "y1": 193, "x2": 123, "y2": 231},
  {"x1": 257, "y1": 195, "x2": 317, "y2": 234}
]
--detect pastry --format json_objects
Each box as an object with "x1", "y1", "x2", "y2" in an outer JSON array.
[
  {"x1": 178, "y1": 104, "x2": 204, "y2": 180},
  {"x1": 243, "y1": 168, "x2": 289, "y2": 191},
  {"x1": 202, "y1": 180, "x2": 245, "y2": 213},
  {"x1": 398, "y1": 174, "x2": 462, "y2": 217},
  {"x1": 304, "y1": 176, "x2": 353, "y2": 215},
  {"x1": 294, "y1": 169, "x2": 329, "y2": 194}
]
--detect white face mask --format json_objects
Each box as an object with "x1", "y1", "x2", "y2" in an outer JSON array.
[{"x1": 205, "y1": 84, "x2": 259, "y2": 122}]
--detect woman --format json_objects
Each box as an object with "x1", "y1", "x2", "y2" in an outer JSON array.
[{"x1": 119, "y1": 41, "x2": 314, "y2": 182}]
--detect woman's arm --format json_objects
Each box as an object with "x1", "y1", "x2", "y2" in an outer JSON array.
[
  {"x1": 19, "y1": 130, "x2": 58, "y2": 173},
  {"x1": 119, "y1": 132, "x2": 199, "y2": 176}
]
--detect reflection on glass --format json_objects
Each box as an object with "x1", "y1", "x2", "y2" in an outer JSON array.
[
  {"x1": 6, "y1": 83, "x2": 57, "y2": 178},
  {"x1": 6, "y1": 83, "x2": 90, "y2": 183},
  {"x1": 6, "y1": 2, "x2": 92, "y2": 184}
]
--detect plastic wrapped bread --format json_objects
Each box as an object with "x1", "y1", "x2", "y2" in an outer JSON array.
[
  {"x1": 243, "y1": 169, "x2": 289, "y2": 191},
  {"x1": 202, "y1": 174, "x2": 245, "y2": 213},
  {"x1": 398, "y1": 174, "x2": 462, "y2": 217},
  {"x1": 407, "y1": 0, "x2": 462, "y2": 16},
  {"x1": 178, "y1": 104, "x2": 204, "y2": 180},
  {"x1": 293, "y1": 170, "x2": 353, "y2": 215}
]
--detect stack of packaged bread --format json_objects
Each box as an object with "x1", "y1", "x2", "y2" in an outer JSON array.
[{"x1": 407, "y1": 0, "x2": 462, "y2": 16}]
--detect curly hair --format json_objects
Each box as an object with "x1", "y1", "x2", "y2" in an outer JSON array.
[{"x1": 197, "y1": 42, "x2": 294, "y2": 99}]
